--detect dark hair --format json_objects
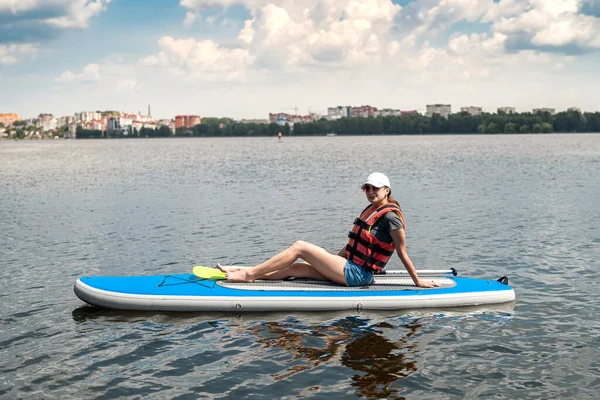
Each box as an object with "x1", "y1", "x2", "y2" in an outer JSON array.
[
  {"x1": 387, "y1": 190, "x2": 406, "y2": 227},
  {"x1": 387, "y1": 190, "x2": 400, "y2": 207}
]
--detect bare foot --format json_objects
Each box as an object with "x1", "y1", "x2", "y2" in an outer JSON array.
[
  {"x1": 226, "y1": 268, "x2": 255, "y2": 283},
  {"x1": 216, "y1": 263, "x2": 240, "y2": 273}
]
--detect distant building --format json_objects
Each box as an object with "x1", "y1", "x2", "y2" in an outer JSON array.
[
  {"x1": 567, "y1": 107, "x2": 581, "y2": 112},
  {"x1": 57, "y1": 116, "x2": 74, "y2": 127},
  {"x1": 85, "y1": 120, "x2": 104, "y2": 131},
  {"x1": 533, "y1": 108, "x2": 555, "y2": 115},
  {"x1": 0, "y1": 113, "x2": 21, "y2": 126},
  {"x1": 35, "y1": 114, "x2": 58, "y2": 131},
  {"x1": 498, "y1": 107, "x2": 516, "y2": 114},
  {"x1": 157, "y1": 119, "x2": 175, "y2": 134},
  {"x1": 41, "y1": 118, "x2": 58, "y2": 132},
  {"x1": 400, "y1": 110, "x2": 419, "y2": 115},
  {"x1": 460, "y1": 106, "x2": 483, "y2": 116},
  {"x1": 327, "y1": 106, "x2": 351, "y2": 119},
  {"x1": 426, "y1": 104, "x2": 451, "y2": 118},
  {"x1": 240, "y1": 119, "x2": 269, "y2": 124},
  {"x1": 350, "y1": 105, "x2": 377, "y2": 118},
  {"x1": 107, "y1": 117, "x2": 120, "y2": 131},
  {"x1": 374, "y1": 109, "x2": 402, "y2": 117},
  {"x1": 309, "y1": 112, "x2": 324, "y2": 121},
  {"x1": 131, "y1": 121, "x2": 145, "y2": 132},
  {"x1": 38, "y1": 113, "x2": 53, "y2": 121},
  {"x1": 75, "y1": 111, "x2": 102, "y2": 122},
  {"x1": 269, "y1": 113, "x2": 313, "y2": 124},
  {"x1": 175, "y1": 115, "x2": 201, "y2": 129},
  {"x1": 66, "y1": 123, "x2": 77, "y2": 139}
]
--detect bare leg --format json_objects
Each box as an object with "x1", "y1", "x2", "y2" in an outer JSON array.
[
  {"x1": 259, "y1": 262, "x2": 330, "y2": 281},
  {"x1": 225, "y1": 241, "x2": 347, "y2": 285}
]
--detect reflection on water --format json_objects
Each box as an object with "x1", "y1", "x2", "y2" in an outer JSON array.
[
  {"x1": 68, "y1": 305, "x2": 514, "y2": 398},
  {"x1": 343, "y1": 322, "x2": 420, "y2": 398},
  {"x1": 252, "y1": 317, "x2": 420, "y2": 398}
]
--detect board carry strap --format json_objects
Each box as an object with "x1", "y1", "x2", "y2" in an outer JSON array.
[{"x1": 376, "y1": 268, "x2": 457, "y2": 276}]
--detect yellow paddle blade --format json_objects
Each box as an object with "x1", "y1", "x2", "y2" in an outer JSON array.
[{"x1": 192, "y1": 266, "x2": 226, "y2": 280}]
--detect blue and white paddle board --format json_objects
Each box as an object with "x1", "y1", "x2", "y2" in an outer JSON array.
[{"x1": 74, "y1": 270, "x2": 515, "y2": 312}]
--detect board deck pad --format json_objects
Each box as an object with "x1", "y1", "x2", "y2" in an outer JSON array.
[{"x1": 217, "y1": 276, "x2": 456, "y2": 292}]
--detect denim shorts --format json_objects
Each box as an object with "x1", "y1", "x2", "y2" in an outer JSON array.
[{"x1": 344, "y1": 259, "x2": 374, "y2": 287}]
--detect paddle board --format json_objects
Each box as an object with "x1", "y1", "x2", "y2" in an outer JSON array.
[{"x1": 74, "y1": 268, "x2": 515, "y2": 312}]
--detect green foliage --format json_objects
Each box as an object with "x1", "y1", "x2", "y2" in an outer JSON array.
[
  {"x1": 177, "y1": 111, "x2": 600, "y2": 137},
  {"x1": 487, "y1": 122, "x2": 499, "y2": 134},
  {"x1": 504, "y1": 122, "x2": 517, "y2": 133},
  {"x1": 542, "y1": 122, "x2": 553, "y2": 133},
  {"x1": 76, "y1": 126, "x2": 103, "y2": 139}
]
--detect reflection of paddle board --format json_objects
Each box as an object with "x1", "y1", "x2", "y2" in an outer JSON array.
[{"x1": 74, "y1": 268, "x2": 515, "y2": 312}]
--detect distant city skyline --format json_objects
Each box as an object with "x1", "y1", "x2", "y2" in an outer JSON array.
[
  {"x1": 0, "y1": 103, "x2": 588, "y2": 122},
  {"x1": 1, "y1": 0, "x2": 600, "y2": 120}
]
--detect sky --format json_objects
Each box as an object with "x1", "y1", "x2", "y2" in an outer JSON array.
[{"x1": 1, "y1": 0, "x2": 600, "y2": 120}]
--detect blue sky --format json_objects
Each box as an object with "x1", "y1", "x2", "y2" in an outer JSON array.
[{"x1": 1, "y1": 0, "x2": 600, "y2": 119}]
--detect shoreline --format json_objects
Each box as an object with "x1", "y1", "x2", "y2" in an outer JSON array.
[{"x1": 2, "y1": 131, "x2": 600, "y2": 142}]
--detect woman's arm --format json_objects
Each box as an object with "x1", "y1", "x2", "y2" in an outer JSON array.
[{"x1": 390, "y1": 228, "x2": 440, "y2": 288}]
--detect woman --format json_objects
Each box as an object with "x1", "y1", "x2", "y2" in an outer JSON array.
[{"x1": 218, "y1": 172, "x2": 440, "y2": 288}]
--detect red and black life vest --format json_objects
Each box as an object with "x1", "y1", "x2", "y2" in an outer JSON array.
[{"x1": 345, "y1": 203, "x2": 405, "y2": 273}]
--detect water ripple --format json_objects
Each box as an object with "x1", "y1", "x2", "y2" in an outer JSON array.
[{"x1": 1, "y1": 135, "x2": 599, "y2": 398}]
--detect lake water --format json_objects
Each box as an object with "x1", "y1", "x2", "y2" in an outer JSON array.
[{"x1": 1, "y1": 135, "x2": 599, "y2": 399}]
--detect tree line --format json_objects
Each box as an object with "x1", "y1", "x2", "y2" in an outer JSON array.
[
  {"x1": 76, "y1": 125, "x2": 172, "y2": 139},
  {"x1": 291, "y1": 110, "x2": 600, "y2": 135},
  {"x1": 71, "y1": 110, "x2": 600, "y2": 139}
]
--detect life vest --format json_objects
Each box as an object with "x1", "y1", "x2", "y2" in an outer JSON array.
[{"x1": 345, "y1": 203, "x2": 405, "y2": 273}]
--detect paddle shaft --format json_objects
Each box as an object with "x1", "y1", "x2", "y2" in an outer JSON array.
[{"x1": 376, "y1": 268, "x2": 457, "y2": 276}]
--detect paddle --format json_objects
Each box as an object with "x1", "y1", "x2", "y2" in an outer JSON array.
[
  {"x1": 192, "y1": 266, "x2": 226, "y2": 280},
  {"x1": 376, "y1": 268, "x2": 457, "y2": 276}
]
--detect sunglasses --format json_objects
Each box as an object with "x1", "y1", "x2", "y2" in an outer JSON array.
[{"x1": 362, "y1": 185, "x2": 384, "y2": 193}]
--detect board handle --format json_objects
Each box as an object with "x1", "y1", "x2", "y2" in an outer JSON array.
[{"x1": 376, "y1": 268, "x2": 457, "y2": 276}]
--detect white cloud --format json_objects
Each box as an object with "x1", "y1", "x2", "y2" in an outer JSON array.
[
  {"x1": 0, "y1": 0, "x2": 111, "y2": 67},
  {"x1": 46, "y1": 0, "x2": 111, "y2": 29},
  {"x1": 141, "y1": 36, "x2": 254, "y2": 81},
  {"x1": 140, "y1": 55, "x2": 160, "y2": 66},
  {"x1": 482, "y1": 0, "x2": 528, "y2": 22},
  {"x1": 116, "y1": 78, "x2": 140, "y2": 92},
  {"x1": 0, "y1": 0, "x2": 111, "y2": 28},
  {"x1": 55, "y1": 56, "x2": 138, "y2": 88},
  {"x1": 56, "y1": 63, "x2": 101, "y2": 83},
  {"x1": 0, "y1": 0, "x2": 40, "y2": 14},
  {"x1": 180, "y1": 0, "x2": 248, "y2": 10},
  {"x1": 492, "y1": 0, "x2": 600, "y2": 50},
  {"x1": 132, "y1": 0, "x2": 598, "y2": 93},
  {"x1": 531, "y1": 14, "x2": 599, "y2": 47},
  {"x1": 395, "y1": 0, "x2": 492, "y2": 38},
  {"x1": 0, "y1": 43, "x2": 38, "y2": 64},
  {"x1": 448, "y1": 32, "x2": 508, "y2": 55},
  {"x1": 162, "y1": 0, "x2": 402, "y2": 76},
  {"x1": 183, "y1": 11, "x2": 197, "y2": 26},
  {"x1": 135, "y1": 0, "x2": 599, "y2": 92}
]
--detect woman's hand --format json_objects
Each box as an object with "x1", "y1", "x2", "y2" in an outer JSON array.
[{"x1": 416, "y1": 280, "x2": 441, "y2": 288}]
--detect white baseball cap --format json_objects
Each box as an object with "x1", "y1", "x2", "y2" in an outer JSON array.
[{"x1": 363, "y1": 172, "x2": 391, "y2": 188}]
